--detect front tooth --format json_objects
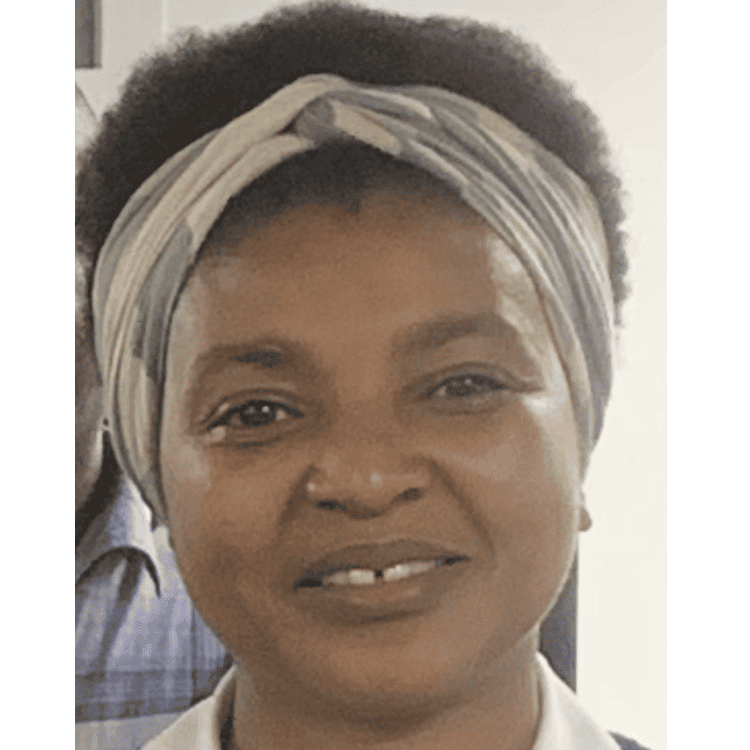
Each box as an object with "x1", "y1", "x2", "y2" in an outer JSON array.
[
  {"x1": 382, "y1": 560, "x2": 437, "y2": 582},
  {"x1": 348, "y1": 569, "x2": 377, "y2": 585},
  {"x1": 324, "y1": 569, "x2": 377, "y2": 586}
]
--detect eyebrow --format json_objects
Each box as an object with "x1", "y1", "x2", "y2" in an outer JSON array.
[
  {"x1": 188, "y1": 313, "x2": 540, "y2": 386},
  {"x1": 230, "y1": 348, "x2": 287, "y2": 367},
  {"x1": 395, "y1": 312, "x2": 528, "y2": 355},
  {"x1": 190, "y1": 343, "x2": 297, "y2": 383}
]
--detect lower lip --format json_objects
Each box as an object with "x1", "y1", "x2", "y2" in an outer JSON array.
[{"x1": 291, "y1": 559, "x2": 470, "y2": 625}]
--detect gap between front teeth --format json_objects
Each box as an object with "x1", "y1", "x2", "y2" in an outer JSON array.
[{"x1": 321, "y1": 560, "x2": 439, "y2": 587}]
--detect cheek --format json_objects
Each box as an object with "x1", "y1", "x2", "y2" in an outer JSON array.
[
  {"x1": 428, "y1": 398, "x2": 579, "y2": 555},
  {"x1": 160, "y1": 420, "x2": 314, "y2": 596},
  {"x1": 423, "y1": 400, "x2": 579, "y2": 644},
  {"x1": 162, "y1": 436, "x2": 293, "y2": 555},
  {"x1": 159, "y1": 437, "x2": 299, "y2": 645}
]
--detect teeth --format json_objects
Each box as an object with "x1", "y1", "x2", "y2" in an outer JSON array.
[
  {"x1": 321, "y1": 560, "x2": 439, "y2": 587},
  {"x1": 382, "y1": 560, "x2": 437, "y2": 582},
  {"x1": 326, "y1": 569, "x2": 377, "y2": 586}
]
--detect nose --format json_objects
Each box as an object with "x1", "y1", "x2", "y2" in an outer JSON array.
[{"x1": 303, "y1": 413, "x2": 431, "y2": 519}]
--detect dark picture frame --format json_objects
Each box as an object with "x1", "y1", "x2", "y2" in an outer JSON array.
[{"x1": 76, "y1": 0, "x2": 101, "y2": 68}]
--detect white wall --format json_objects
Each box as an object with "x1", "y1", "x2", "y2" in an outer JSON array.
[{"x1": 77, "y1": 2, "x2": 666, "y2": 747}]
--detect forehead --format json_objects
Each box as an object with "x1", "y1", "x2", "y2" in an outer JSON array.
[{"x1": 178, "y1": 194, "x2": 550, "y2": 348}]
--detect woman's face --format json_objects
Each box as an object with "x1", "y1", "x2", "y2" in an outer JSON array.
[{"x1": 160, "y1": 193, "x2": 584, "y2": 716}]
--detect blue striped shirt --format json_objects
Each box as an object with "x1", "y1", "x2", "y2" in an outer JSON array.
[{"x1": 75, "y1": 478, "x2": 230, "y2": 750}]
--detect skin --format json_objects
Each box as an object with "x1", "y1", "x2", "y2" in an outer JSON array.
[{"x1": 160, "y1": 193, "x2": 587, "y2": 750}]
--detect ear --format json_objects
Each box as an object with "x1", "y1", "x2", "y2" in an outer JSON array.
[{"x1": 578, "y1": 501, "x2": 592, "y2": 532}]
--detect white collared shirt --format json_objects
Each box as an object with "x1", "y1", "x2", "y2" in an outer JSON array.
[{"x1": 143, "y1": 654, "x2": 621, "y2": 749}]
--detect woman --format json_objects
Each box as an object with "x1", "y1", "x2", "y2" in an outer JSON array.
[{"x1": 77, "y1": 4, "x2": 648, "y2": 748}]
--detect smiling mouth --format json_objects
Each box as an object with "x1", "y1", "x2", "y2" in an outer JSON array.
[
  {"x1": 291, "y1": 539, "x2": 469, "y2": 590},
  {"x1": 288, "y1": 541, "x2": 472, "y2": 624},
  {"x1": 295, "y1": 556, "x2": 465, "y2": 589}
]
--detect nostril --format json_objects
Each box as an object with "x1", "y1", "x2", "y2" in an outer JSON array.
[
  {"x1": 317, "y1": 500, "x2": 347, "y2": 512},
  {"x1": 402, "y1": 487, "x2": 422, "y2": 501}
]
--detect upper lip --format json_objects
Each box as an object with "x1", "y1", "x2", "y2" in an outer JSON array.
[{"x1": 292, "y1": 540, "x2": 470, "y2": 589}]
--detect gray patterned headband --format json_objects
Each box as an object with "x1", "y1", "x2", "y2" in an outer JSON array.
[{"x1": 93, "y1": 74, "x2": 615, "y2": 522}]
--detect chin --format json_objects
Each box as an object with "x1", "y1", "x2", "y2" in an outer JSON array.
[
  {"x1": 270, "y1": 618, "x2": 536, "y2": 725},
  {"x1": 296, "y1": 657, "x2": 472, "y2": 724}
]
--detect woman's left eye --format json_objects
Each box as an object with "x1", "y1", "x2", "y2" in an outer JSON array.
[
  {"x1": 428, "y1": 374, "x2": 504, "y2": 400},
  {"x1": 209, "y1": 400, "x2": 303, "y2": 431}
]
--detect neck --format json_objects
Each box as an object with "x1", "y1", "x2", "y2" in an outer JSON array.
[{"x1": 230, "y1": 633, "x2": 542, "y2": 750}]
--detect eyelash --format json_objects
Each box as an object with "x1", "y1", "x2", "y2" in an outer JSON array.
[
  {"x1": 426, "y1": 374, "x2": 505, "y2": 401},
  {"x1": 207, "y1": 400, "x2": 303, "y2": 432},
  {"x1": 207, "y1": 372, "x2": 505, "y2": 435}
]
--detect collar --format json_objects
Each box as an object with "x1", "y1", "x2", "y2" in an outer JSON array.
[
  {"x1": 144, "y1": 655, "x2": 621, "y2": 749},
  {"x1": 534, "y1": 654, "x2": 620, "y2": 749},
  {"x1": 143, "y1": 666, "x2": 235, "y2": 749},
  {"x1": 75, "y1": 475, "x2": 163, "y2": 594}
]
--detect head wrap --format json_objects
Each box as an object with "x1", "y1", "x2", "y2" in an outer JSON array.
[{"x1": 93, "y1": 74, "x2": 615, "y2": 522}]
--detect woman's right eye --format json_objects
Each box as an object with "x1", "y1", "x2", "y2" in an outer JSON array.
[
  {"x1": 428, "y1": 374, "x2": 505, "y2": 401},
  {"x1": 208, "y1": 400, "x2": 304, "y2": 432}
]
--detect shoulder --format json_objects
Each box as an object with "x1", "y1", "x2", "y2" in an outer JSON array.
[{"x1": 611, "y1": 732, "x2": 654, "y2": 750}]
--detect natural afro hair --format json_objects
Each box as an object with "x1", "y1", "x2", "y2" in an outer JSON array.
[{"x1": 76, "y1": 1, "x2": 628, "y2": 319}]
